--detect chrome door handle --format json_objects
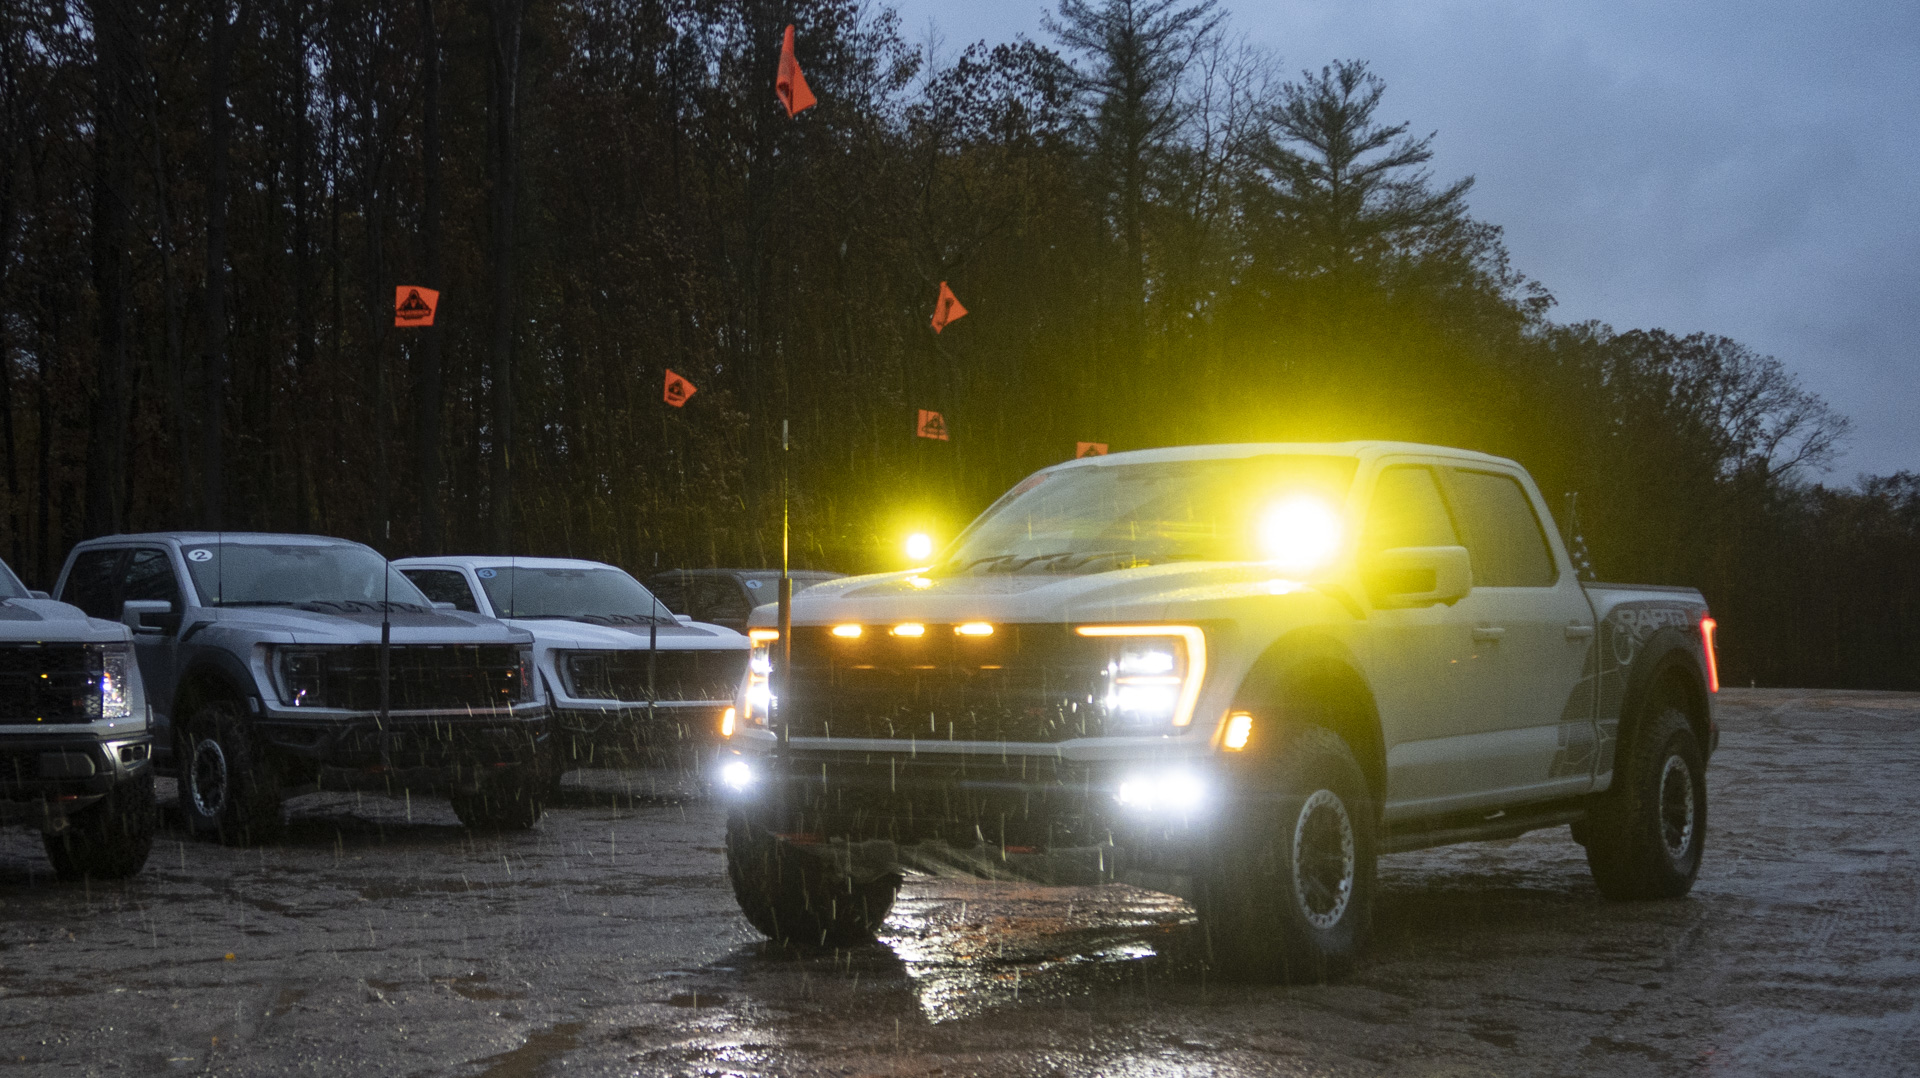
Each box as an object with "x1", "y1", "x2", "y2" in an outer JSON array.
[
  {"x1": 1472, "y1": 626, "x2": 1506, "y2": 642},
  {"x1": 1565, "y1": 623, "x2": 1595, "y2": 640}
]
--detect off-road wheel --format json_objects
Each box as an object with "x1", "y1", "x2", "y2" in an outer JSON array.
[
  {"x1": 1194, "y1": 723, "x2": 1377, "y2": 983},
  {"x1": 178, "y1": 699, "x2": 284, "y2": 846},
  {"x1": 726, "y1": 814, "x2": 900, "y2": 948},
  {"x1": 43, "y1": 774, "x2": 157, "y2": 881},
  {"x1": 1585, "y1": 702, "x2": 1706, "y2": 899},
  {"x1": 450, "y1": 773, "x2": 544, "y2": 831}
]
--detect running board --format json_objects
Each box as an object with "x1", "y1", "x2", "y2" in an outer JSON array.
[{"x1": 1383, "y1": 802, "x2": 1587, "y2": 854}]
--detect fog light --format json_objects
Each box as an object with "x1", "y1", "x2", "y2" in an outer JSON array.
[
  {"x1": 720, "y1": 760, "x2": 755, "y2": 791},
  {"x1": 1115, "y1": 770, "x2": 1206, "y2": 811}
]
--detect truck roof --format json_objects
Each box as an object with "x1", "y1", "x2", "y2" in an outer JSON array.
[
  {"x1": 1051, "y1": 441, "x2": 1521, "y2": 472},
  {"x1": 73, "y1": 532, "x2": 368, "y2": 548},
  {"x1": 394, "y1": 555, "x2": 628, "y2": 573}
]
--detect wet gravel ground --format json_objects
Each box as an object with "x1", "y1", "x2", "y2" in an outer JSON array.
[{"x1": 2, "y1": 687, "x2": 1916, "y2": 1076}]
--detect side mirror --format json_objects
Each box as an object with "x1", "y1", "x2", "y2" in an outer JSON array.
[
  {"x1": 675, "y1": 614, "x2": 694, "y2": 625},
  {"x1": 121, "y1": 599, "x2": 181, "y2": 635},
  {"x1": 29, "y1": 590, "x2": 50, "y2": 600},
  {"x1": 432, "y1": 601, "x2": 457, "y2": 611},
  {"x1": 1364, "y1": 546, "x2": 1472, "y2": 609}
]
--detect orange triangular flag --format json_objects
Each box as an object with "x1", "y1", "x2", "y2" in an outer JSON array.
[
  {"x1": 394, "y1": 286, "x2": 439, "y2": 327},
  {"x1": 916, "y1": 409, "x2": 949, "y2": 441},
  {"x1": 775, "y1": 25, "x2": 816, "y2": 117},
  {"x1": 1076, "y1": 442, "x2": 1108, "y2": 458},
  {"x1": 663, "y1": 369, "x2": 697, "y2": 407},
  {"x1": 931, "y1": 281, "x2": 967, "y2": 333}
]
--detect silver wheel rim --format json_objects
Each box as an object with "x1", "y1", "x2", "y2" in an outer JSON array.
[
  {"x1": 1658, "y1": 753, "x2": 1695, "y2": 860},
  {"x1": 189, "y1": 737, "x2": 230, "y2": 819},
  {"x1": 1291, "y1": 788, "x2": 1356, "y2": 930}
]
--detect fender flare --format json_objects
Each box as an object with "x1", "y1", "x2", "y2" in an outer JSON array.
[
  {"x1": 1611, "y1": 625, "x2": 1712, "y2": 775},
  {"x1": 1229, "y1": 628, "x2": 1386, "y2": 804}
]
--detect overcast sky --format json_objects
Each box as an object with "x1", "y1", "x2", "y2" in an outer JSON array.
[{"x1": 885, "y1": 0, "x2": 1920, "y2": 480}]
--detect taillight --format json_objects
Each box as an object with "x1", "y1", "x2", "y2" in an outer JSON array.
[{"x1": 1699, "y1": 616, "x2": 1719, "y2": 693}]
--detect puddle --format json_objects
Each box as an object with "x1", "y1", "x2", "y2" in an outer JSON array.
[{"x1": 471, "y1": 1021, "x2": 584, "y2": 1078}]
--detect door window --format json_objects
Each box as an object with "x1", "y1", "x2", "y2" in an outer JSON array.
[
  {"x1": 401, "y1": 569, "x2": 481, "y2": 613},
  {"x1": 1444, "y1": 469, "x2": 1558, "y2": 587},
  {"x1": 61, "y1": 550, "x2": 124, "y2": 619},
  {"x1": 121, "y1": 549, "x2": 181, "y2": 607},
  {"x1": 1361, "y1": 465, "x2": 1459, "y2": 553}
]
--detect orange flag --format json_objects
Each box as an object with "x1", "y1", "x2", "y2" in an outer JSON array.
[
  {"x1": 394, "y1": 286, "x2": 439, "y2": 327},
  {"x1": 930, "y1": 281, "x2": 967, "y2": 333},
  {"x1": 916, "y1": 409, "x2": 949, "y2": 441},
  {"x1": 775, "y1": 25, "x2": 816, "y2": 117},
  {"x1": 663, "y1": 369, "x2": 697, "y2": 407},
  {"x1": 1076, "y1": 442, "x2": 1108, "y2": 458}
]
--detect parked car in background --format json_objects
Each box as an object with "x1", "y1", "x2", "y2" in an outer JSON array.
[
  {"x1": 55, "y1": 534, "x2": 550, "y2": 842},
  {"x1": 645, "y1": 569, "x2": 845, "y2": 633},
  {"x1": 397, "y1": 558, "x2": 748, "y2": 790},
  {"x1": 0, "y1": 556, "x2": 156, "y2": 879}
]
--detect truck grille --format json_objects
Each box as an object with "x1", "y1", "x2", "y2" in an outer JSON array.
[
  {"x1": 779, "y1": 625, "x2": 1112, "y2": 743},
  {"x1": 0, "y1": 644, "x2": 99, "y2": 724},
  {"x1": 281, "y1": 645, "x2": 527, "y2": 712},
  {"x1": 563, "y1": 649, "x2": 746, "y2": 704}
]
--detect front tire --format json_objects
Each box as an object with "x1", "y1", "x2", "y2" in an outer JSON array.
[
  {"x1": 726, "y1": 814, "x2": 900, "y2": 948},
  {"x1": 43, "y1": 775, "x2": 157, "y2": 881},
  {"x1": 178, "y1": 699, "x2": 284, "y2": 846},
  {"x1": 450, "y1": 773, "x2": 544, "y2": 831},
  {"x1": 1586, "y1": 702, "x2": 1706, "y2": 899},
  {"x1": 1194, "y1": 723, "x2": 1377, "y2": 982}
]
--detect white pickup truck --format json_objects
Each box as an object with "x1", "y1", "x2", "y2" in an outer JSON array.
[{"x1": 716, "y1": 442, "x2": 1720, "y2": 981}]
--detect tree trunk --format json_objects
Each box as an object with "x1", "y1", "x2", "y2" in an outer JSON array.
[
  {"x1": 201, "y1": 2, "x2": 237, "y2": 530},
  {"x1": 83, "y1": 0, "x2": 132, "y2": 540},
  {"x1": 486, "y1": 0, "x2": 524, "y2": 553},
  {"x1": 414, "y1": 0, "x2": 445, "y2": 554}
]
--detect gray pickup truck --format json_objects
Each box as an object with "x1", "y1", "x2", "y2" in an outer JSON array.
[
  {"x1": 1, "y1": 556, "x2": 156, "y2": 879},
  {"x1": 55, "y1": 533, "x2": 550, "y2": 843},
  {"x1": 717, "y1": 442, "x2": 1720, "y2": 981}
]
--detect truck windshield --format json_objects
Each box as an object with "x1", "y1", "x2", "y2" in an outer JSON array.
[
  {"x1": 477, "y1": 567, "x2": 672, "y2": 623},
  {"x1": 183, "y1": 543, "x2": 430, "y2": 609},
  {"x1": 937, "y1": 454, "x2": 1359, "y2": 575}
]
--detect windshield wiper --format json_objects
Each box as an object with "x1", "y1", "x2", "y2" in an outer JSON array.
[
  {"x1": 297, "y1": 599, "x2": 427, "y2": 614},
  {"x1": 214, "y1": 600, "x2": 298, "y2": 608},
  {"x1": 576, "y1": 612, "x2": 671, "y2": 626}
]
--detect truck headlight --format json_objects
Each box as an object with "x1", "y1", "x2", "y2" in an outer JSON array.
[
  {"x1": 90, "y1": 643, "x2": 134, "y2": 722},
  {"x1": 1077, "y1": 625, "x2": 1207, "y2": 730},
  {"x1": 744, "y1": 629, "x2": 778, "y2": 724},
  {"x1": 277, "y1": 649, "x2": 327, "y2": 706}
]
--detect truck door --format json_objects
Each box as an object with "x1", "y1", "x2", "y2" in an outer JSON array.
[
  {"x1": 1440, "y1": 467, "x2": 1599, "y2": 802},
  {"x1": 1359, "y1": 463, "x2": 1499, "y2": 812},
  {"x1": 120, "y1": 548, "x2": 185, "y2": 735}
]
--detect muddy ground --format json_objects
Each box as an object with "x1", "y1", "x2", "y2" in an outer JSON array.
[{"x1": 2, "y1": 687, "x2": 1915, "y2": 1076}]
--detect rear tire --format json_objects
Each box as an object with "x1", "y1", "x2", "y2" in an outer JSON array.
[
  {"x1": 43, "y1": 775, "x2": 157, "y2": 881},
  {"x1": 178, "y1": 699, "x2": 283, "y2": 846},
  {"x1": 451, "y1": 773, "x2": 544, "y2": 831},
  {"x1": 1194, "y1": 722, "x2": 1376, "y2": 982},
  {"x1": 726, "y1": 814, "x2": 900, "y2": 947},
  {"x1": 1586, "y1": 702, "x2": 1706, "y2": 899}
]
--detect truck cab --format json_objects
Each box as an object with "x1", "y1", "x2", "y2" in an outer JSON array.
[{"x1": 717, "y1": 442, "x2": 1718, "y2": 979}]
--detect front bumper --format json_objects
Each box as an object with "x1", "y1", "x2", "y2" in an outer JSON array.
[
  {"x1": 720, "y1": 747, "x2": 1219, "y2": 891},
  {"x1": 0, "y1": 731, "x2": 153, "y2": 825},
  {"x1": 254, "y1": 705, "x2": 549, "y2": 781}
]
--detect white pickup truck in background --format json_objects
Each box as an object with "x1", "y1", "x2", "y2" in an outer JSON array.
[{"x1": 717, "y1": 441, "x2": 1720, "y2": 981}]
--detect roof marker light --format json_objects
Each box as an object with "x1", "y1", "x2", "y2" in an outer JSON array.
[
  {"x1": 830, "y1": 624, "x2": 863, "y2": 639},
  {"x1": 955, "y1": 622, "x2": 994, "y2": 637},
  {"x1": 891, "y1": 623, "x2": 926, "y2": 638}
]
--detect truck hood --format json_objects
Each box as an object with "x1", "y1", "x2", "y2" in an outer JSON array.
[
  {"x1": 198, "y1": 605, "x2": 533, "y2": 646},
  {"x1": 777, "y1": 564, "x2": 1299, "y2": 626},
  {"x1": 504, "y1": 617, "x2": 746, "y2": 651},
  {"x1": 0, "y1": 597, "x2": 132, "y2": 644}
]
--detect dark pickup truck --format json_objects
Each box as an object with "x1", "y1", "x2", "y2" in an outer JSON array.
[
  {"x1": 1, "y1": 555, "x2": 156, "y2": 879},
  {"x1": 55, "y1": 533, "x2": 550, "y2": 843}
]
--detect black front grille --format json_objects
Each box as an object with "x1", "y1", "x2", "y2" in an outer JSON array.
[
  {"x1": 282, "y1": 645, "x2": 526, "y2": 712},
  {"x1": 566, "y1": 649, "x2": 746, "y2": 703},
  {"x1": 772, "y1": 754, "x2": 1105, "y2": 848},
  {"x1": 779, "y1": 625, "x2": 1117, "y2": 743},
  {"x1": 0, "y1": 644, "x2": 99, "y2": 724}
]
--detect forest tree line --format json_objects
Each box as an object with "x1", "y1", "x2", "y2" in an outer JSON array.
[{"x1": 2, "y1": 0, "x2": 1914, "y2": 688}]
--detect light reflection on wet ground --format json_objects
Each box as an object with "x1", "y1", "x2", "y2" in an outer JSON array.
[{"x1": 2, "y1": 689, "x2": 1917, "y2": 1076}]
